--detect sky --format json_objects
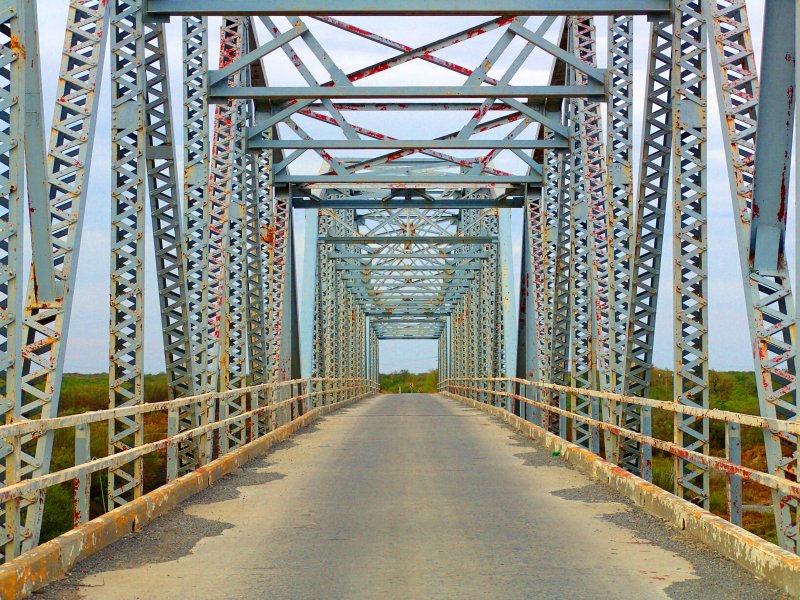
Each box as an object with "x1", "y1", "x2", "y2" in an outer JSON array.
[{"x1": 32, "y1": 3, "x2": 785, "y2": 375}]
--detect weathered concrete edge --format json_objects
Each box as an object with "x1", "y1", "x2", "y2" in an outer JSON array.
[
  {"x1": 444, "y1": 392, "x2": 800, "y2": 597},
  {"x1": 0, "y1": 394, "x2": 374, "y2": 600}
]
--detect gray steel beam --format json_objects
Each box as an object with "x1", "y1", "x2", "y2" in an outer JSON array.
[
  {"x1": 148, "y1": 0, "x2": 670, "y2": 16},
  {"x1": 320, "y1": 236, "x2": 493, "y2": 244},
  {"x1": 251, "y1": 140, "x2": 567, "y2": 150},
  {"x1": 208, "y1": 84, "x2": 605, "y2": 101},
  {"x1": 294, "y1": 197, "x2": 525, "y2": 209}
]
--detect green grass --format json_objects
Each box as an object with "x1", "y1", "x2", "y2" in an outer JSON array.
[
  {"x1": 40, "y1": 373, "x2": 170, "y2": 543},
  {"x1": 380, "y1": 369, "x2": 439, "y2": 393}
]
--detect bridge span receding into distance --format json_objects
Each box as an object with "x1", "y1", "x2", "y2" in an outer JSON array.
[{"x1": 0, "y1": 0, "x2": 800, "y2": 597}]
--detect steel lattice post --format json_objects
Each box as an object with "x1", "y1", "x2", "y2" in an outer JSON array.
[
  {"x1": 207, "y1": 17, "x2": 246, "y2": 395},
  {"x1": 265, "y1": 190, "x2": 292, "y2": 382},
  {"x1": 568, "y1": 16, "x2": 607, "y2": 453},
  {"x1": 672, "y1": 0, "x2": 710, "y2": 508},
  {"x1": 0, "y1": 0, "x2": 27, "y2": 562},
  {"x1": 705, "y1": 0, "x2": 798, "y2": 551},
  {"x1": 220, "y1": 109, "x2": 249, "y2": 450},
  {"x1": 566, "y1": 88, "x2": 597, "y2": 452},
  {"x1": 108, "y1": 0, "x2": 147, "y2": 509},
  {"x1": 221, "y1": 95, "x2": 249, "y2": 378},
  {"x1": 245, "y1": 149, "x2": 268, "y2": 385},
  {"x1": 11, "y1": 0, "x2": 109, "y2": 553},
  {"x1": 178, "y1": 14, "x2": 213, "y2": 471},
  {"x1": 142, "y1": 21, "x2": 200, "y2": 474},
  {"x1": 620, "y1": 20, "x2": 673, "y2": 478},
  {"x1": 142, "y1": 24, "x2": 195, "y2": 401},
  {"x1": 537, "y1": 144, "x2": 561, "y2": 429},
  {"x1": 548, "y1": 150, "x2": 572, "y2": 436},
  {"x1": 605, "y1": 14, "x2": 635, "y2": 464},
  {"x1": 182, "y1": 15, "x2": 210, "y2": 396}
]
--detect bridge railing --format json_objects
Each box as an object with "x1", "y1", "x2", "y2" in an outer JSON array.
[
  {"x1": 0, "y1": 377, "x2": 377, "y2": 557},
  {"x1": 439, "y1": 377, "x2": 800, "y2": 530}
]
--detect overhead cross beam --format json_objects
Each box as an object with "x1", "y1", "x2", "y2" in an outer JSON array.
[{"x1": 147, "y1": 0, "x2": 671, "y2": 16}]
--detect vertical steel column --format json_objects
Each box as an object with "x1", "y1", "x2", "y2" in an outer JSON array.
[
  {"x1": 620, "y1": 20, "x2": 673, "y2": 477},
  {"x1": 481, "y1": 209, "x2": 498, "y2": 402},
  {"x1": 0, "y1": 0, "x2": 26, "y2": 562},
  {"x1": 207, "y1": 17, "x2": 245, "y2": 393},
  {"x1": 605, "y1": 14, "x2": 635, "y2": 463},
  {"x1": 244, "y1": 151, "x2": 267, "y2": 384},
  {"x1": 300, "y1": 207, "x2": 319, "y2": 381},
  {"x1": 179, "y1": 14, "x2": 212, "y2": 471},
  {"x1": 517, "y1": 196, "x2": 537, "y2": 420},
  {"x1": 549, "y1": 149, "x2": 572, "y2": 436},
  {"x1": 221, "y1": 100, "x2": 248, "y2": 392},
  {"x1": 497, "y1": 207, "x2": 516, "y2": 408},
  {"x1": 220, "y1": 91, "x2": 249, "y2": 449},
  {"x1": 564, "y1": 18, "x2": 596, "y2": 450},
  {"x1": 317, "y1": 210, "x2": 336, "y2": 397},
  {"x1": 15, "y1": 0, "x2": 109, "y2": 552},
  {"x1": 672, "y1": 0, "x2": 709, "y2": 508},
  {"x1": 574, "y1": 17, "x2": 612, "y2": 399},
  {"x1": 527, "y1": 190, "x2": 547, "y2": 425},
  {"x1": 537, "y1": 144, "x2": 561, "y2": 428},
  {"x1": 266, "y1": 189, "x2": 292, "y2": 382},
  {"x1": 142, "y1": 24, "x2": 194, "y2": 401},
  {"x1": 182, "y1": 15, "x2": 210, "y2": 394},
  {"x1": 705, "y1": 0, "x2": 798, "y2": 551},
  {"x1": 108, "y1": 0, "x2": 146, "y2": 508}
]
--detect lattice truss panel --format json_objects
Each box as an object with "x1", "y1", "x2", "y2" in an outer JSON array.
[{"x1": 207, "y1": 14, "x2": 599, "y2": 192}]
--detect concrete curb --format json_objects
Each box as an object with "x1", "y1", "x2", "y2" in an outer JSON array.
[
  {"x1": 0, "y1": 394, "x2": 372, "y2": 600},
  {"x1": 445, "y1": 392, "x2": 800, "y2": 597}
]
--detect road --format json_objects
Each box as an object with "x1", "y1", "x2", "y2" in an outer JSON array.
[{"x1": 44, "y1": 394, "x2": 782, "y2": 599}]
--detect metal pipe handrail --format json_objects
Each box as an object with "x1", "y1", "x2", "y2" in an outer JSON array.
[
  {"x1": 0, "y1": 379, "x2": 377, "y2": 503},
  {"x1": 440, "y1": 377, "x2": 800, "y2": 433},
  {"x1": 439, "y1": 378, "x2": 800, "y2": 500}
]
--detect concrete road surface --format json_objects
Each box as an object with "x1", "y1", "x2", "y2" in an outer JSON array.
[{"x1": 44, "y1": 394, "x2": 783, "y2": 599}]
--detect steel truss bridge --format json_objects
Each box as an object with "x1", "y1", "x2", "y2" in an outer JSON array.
[{"x1": 0, "y1": 0, "x2": 799, "y2": 594}]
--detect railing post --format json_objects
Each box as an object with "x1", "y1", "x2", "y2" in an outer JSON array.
[
  {"x1": 530, "y1": 383, "x2": 542, "y2": 426},
  {"x1": 3, "y1": 429, "x2": 21, "y2": 560},
  {"x1": 250, "y1": 389, "x2": 259, "y2": 441},
  {"x1": 167, "y1": 407, "x2": 179, "y2": 483},
  {"x1": 559, "y1": 388, "x2": 569, "y2": 440},
  {"x1": 74, "y1": 423, "x2": 91, "y2": 527},
  {"x1": 218, "y1": 392, "x2": 229, "y2": 456},
  {"x1": 726, "y1": 421, "x2": 743, "y2": 526},
  {"x1": 196, "y1": 395, "x2": 211, "y2": 468}
]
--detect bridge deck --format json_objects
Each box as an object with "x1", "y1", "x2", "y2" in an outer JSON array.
[{"x1": 44, "y1": 394, "x2": 777, "y2": 599}]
